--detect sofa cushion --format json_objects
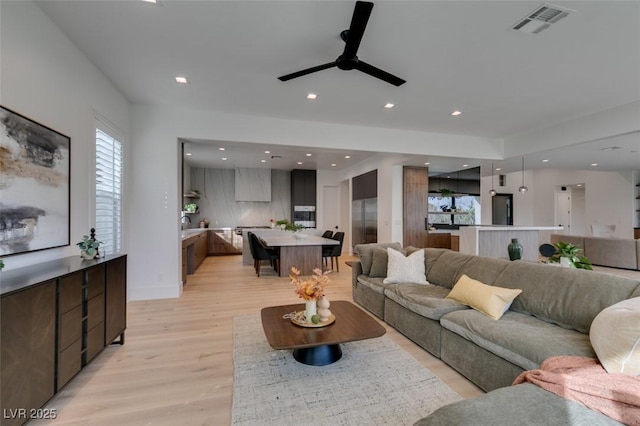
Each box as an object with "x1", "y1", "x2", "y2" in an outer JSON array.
[
  {"x1": 590, "y1": 297, "x2": 640, "y2": 375},
  {"x1": 384, "y1": 284, "x2": 468, "y2": 321},
  {"x1": 493, "y1": 261, "x2": 640, "y2": 333},
  {"x1": 457, "y1": 256, "x2": 511, "y2": 286},
  {"x1": 383, "y1": 248, "x2": 428, "y2": 284},
  {"x1": 426, "y1": 251, "x2": 475, "y2": 289},
  {"x1": 446, "y1": 275, "x2": 522, "y2": 320},
  {"x1": 355, "y1": 242, "x2": 402, "y2": 275},
  {"x1": 584, "y1": 236, "x2": 638, "y2": 270},
  {"x1": 414, "y1": 383, "x2": 622, "y2": 426},
  {"x1": 369, "y1": 246, "x2": 403, "y2": 278},
  {"x1": 440, "y1": 309, "x2": 596, "y2": 371},
  {"x1": 356, "y1": 275, "x2": 395, "y2": 295}
]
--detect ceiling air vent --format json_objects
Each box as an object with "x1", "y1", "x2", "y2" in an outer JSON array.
[{"x1": 511, "y1": 3, "x2": 572, "y2": 35}]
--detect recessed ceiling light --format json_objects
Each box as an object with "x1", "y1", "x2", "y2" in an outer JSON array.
[
  {"x1": 297, "y1": 161, "x2": 303, "y2": 165},
  {"x1": 142, "y1": 0, "x2": 159, "y2": 3},
  {"x1": 175, "y1": 76, "x2": 189, "y2": 84},
  {"x1": 384, "y1": 103, "x2": 395, "y2": 109},
  {"x1": 576, "y1": 184, "x2": 583, "y2": 187},
  {"x1": 306, "y1": 153, "x2": 312, "y2": 157},
  {"x1": 307, "y1": 93, "x2": 317, "y2": 100},
  {"x1": 542, "y1": 159, "x2": 549, "y2": 163},
  {"x1": 591, "y1": 163, "x2": 598, "y2": 166},
  {"x1": 260, "y1": 159, "x2": 266, "y2": 163},
  {"x1": 331, "y1": 163, "x2": 337, "y2": 167},
  {"x1": 462, "y1": 164, "x2": 468, "y2": 167},
  {"x1": 496, "y1": 168, "x2": 502, "y2": 171},
  {"x1": 219, "y1": 147, "x2": 225, "y2": 151},
  {"x1": 450, "y1": 110, "x2": 463, "y2": 116},
  {"x1": 185, "y1": 152, "x2": 192, "y2": 156},
  {"x1": 424, "y1": 162, "x2": 430, "y2": 165},
  {"x1": 345, "y1": 155, "x2": 351, "y2": 159},
  {"x1": 264, "y1": 150, "x2": 270, "y2": 154},
  {"x1": 221, "y1": 157, "x2": 228, "y2": 161}
]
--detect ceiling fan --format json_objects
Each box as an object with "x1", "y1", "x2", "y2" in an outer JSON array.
[{"x1": 278, "y1": 1, "x2": 406, "y2": 87}]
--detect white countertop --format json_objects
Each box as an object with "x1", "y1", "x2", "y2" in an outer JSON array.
[
  {"x1": 181, "y1": 228, "x2": 209, "y2": 241},
  {"x1": 463, "y1": 226, "x2": 563, "y2": 231},
  {"x1": 252, "y1": 230, "x2": 338, "y2": 247}
]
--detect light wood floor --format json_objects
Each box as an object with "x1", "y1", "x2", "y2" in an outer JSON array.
[{"x1": 36, "y1": 255, "x2": 485, "y2": 425}]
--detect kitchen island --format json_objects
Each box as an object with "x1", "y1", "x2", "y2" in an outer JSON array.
[
  {"x1": 459, "y1": 226, "x2": 562, "y2": 262},
  {"x1": 250, "y1": 230, "x2": 339, "y2": 277}
]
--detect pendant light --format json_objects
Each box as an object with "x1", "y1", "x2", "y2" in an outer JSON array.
[
  {"x1": 518, "y1": 157, "x2": 528, "y2": 194},
  {"x1": 489, "y1": 163, "x2": 497, "y2": 196}
]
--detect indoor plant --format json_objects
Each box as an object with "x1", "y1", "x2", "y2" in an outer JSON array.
[
  {"x1": 548, "y1": 241, "x2": 593, "y2": 270},
  {"x1": 77, "y1": 235, "x2": 103, "y2": 259}
]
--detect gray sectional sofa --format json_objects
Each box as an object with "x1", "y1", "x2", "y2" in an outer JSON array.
[
  {"x1": 550, "y1": 233, "x2": 640, "y2": 270},
  {"x1": 352, "y1": 243, "x2": 640, "y2": 424}
]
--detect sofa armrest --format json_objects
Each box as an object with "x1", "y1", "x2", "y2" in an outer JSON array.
[{"x1": 351, "y1": 260, "x2": 363, "y2": 291}]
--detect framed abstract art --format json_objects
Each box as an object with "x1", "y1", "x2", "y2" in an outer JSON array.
[{"x1": 0, "y1": 106, "x2": 70, "y2": 256}]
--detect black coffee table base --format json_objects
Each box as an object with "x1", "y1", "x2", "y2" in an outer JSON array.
[{"x1": 293, "y1": 344, "x2": 342, "y2": 366}]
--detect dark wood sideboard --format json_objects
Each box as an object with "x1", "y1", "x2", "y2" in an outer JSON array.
[{"x1": 1, "y1": 254, "x2": 127, "y2": 425}]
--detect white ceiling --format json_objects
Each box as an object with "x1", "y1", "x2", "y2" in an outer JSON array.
[{"x1": 36, "y1": 0, "x2": 640, "y2": 175}]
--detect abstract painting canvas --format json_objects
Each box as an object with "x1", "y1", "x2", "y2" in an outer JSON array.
[{"x1": 0, "y1": 106, "x2": 70, "y2": 256}]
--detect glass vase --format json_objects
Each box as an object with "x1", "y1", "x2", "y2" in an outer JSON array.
[{"x1": 508, "y1": 238, "x2": 523, "y2": 261}]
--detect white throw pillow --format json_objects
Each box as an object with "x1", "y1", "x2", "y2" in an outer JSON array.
[
  {"x1": 590, "y1": 297, "x2": 640, "y2": 375},
  {"x1": 383, "y1": 247, "x2": 428, "y2": 284}
]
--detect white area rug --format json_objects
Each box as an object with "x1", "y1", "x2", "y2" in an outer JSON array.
[{"x1": 232, "y1": 314, "x2": 462, "y2": 425}]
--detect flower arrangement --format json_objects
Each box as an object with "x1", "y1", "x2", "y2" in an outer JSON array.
[{"x1": 289, "y1": 267, "x2": 330, "y2": 301}]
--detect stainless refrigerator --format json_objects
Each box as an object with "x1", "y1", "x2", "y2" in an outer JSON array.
[{"x1": 352, "y1": 198, "x2": 377, "y2": 248}]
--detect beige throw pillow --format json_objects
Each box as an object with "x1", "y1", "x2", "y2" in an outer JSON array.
[
  {"x1": 382, "y1": 248, "x2": 428, "y2": 284},
  {"x1": 446, "y1": 274, "x2": 522, "y2": 320},
  {"x1": 590, "y1": 297, "x2": 640, "y2": 375}
]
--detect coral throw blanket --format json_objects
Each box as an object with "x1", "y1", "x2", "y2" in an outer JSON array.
[{"x1": 513, "y1": 356, "x2": 640, "y2": 425}]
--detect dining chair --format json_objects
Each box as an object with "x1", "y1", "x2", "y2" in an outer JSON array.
[
  {"x1": 322, "y1": 231, "x2": 344, "y2": 272},
  {"x1": 321, "y1": 230, "x2": 333, "y2": 239},
  {"x1": 248, "y1": 232, "x2": 279, "y2": 277}
]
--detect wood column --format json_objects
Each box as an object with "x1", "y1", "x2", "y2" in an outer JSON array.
[{"x1": 403, "y1": 166, "x2": 429, "y2": 248}]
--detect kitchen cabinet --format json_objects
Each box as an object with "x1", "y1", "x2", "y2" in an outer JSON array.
[
  {"x1": 291, "y1": 169, "x2": 316, "y2": 207},
  {"x1": 182, "y1": 230, "x2": 209, "y2": 282},
  {"x1": 0, "y1": 255, "x2": 126, "y2": 426},
  {"x1": 208, "y1": 229, "x2": 242, "y2": 255}
]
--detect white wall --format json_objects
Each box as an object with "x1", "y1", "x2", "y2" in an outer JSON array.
[
  {"x1": 481, "y1": 168, "x2": 634, "y2": 238},
  {"x1": 1, "y1": 1, "x2": 131, "y2": 271}
]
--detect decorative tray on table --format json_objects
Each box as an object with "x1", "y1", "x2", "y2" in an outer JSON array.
[{"x1": 290, "y1": 312, "x2": 336, "y2": 328}]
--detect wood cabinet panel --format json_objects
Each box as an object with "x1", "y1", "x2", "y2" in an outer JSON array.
[
  {"x1": 86, "y1": 323, "x2": 105, "y2": 363},
  {"x1": 87, "y1": 293, "x2": 105, "y2": 330},
  {"x1": 58, "y1": 339, "x2": 82, "y2": 389},
  {"x1": 59, "y1": 305, "x2": 82, "y2": 351},
  {"x1": 59, "y1": 273, "x2": 82, "y2": 314},
  {"x1": 105, "y1": 256, "x2": 127, "y2": 345},
  {"x1": 1, "y1": 281, "x2": 56, "y2": 426},
  {"x1": 403, "y1": 167, "x2": 429, "y2": 248},
  {"x1": 87, "y1": 264, "x2": 106, "y2": 299}
]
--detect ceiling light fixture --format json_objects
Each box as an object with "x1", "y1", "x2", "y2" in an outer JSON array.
[
  {"x1": 518, "y1": 157, "x2": 528, "y2": 194},
  {"x1": 591, "y1": 163, "x2": 598, "y2": 167},
  {"x1": 462, "y1": 164, "x2": 468, "y2": 168},
  {"x1": 297, "y1": 161, "x2": 303, "y2": 165},
  {"x1": 496, "y1": 167, "x2": 502, "y2": 171},
  {"x1": 185, "y1": 152, "x2": 192, "y2": 156},
  {"x1": 345, "y1": 155, "x2": 351, "y2": 159},
  {"x1": 261, "y1": 159, "x2": 266, "y2": 163},
  {"x1": 331, "y1": 163, "x2": 337, "y2": 167},
  {"x1": 307, "y1": 93, "x2": 317, "y2": 100},
  {"x1": 424, "y1": 162, "x2": 430, "y2": 165},
  {"x1": 219, "y1": 147, "x2": 225, "y2": 151},
  {"x1": 384, "y1": 103, "x2": 395, "y2": 109},
  {"x1": 450, "y1": 110, "x2": 463, "y2": 116},
  {"x1": 306, "y1": 153, "x2": 312, "y2": 157},
  {"x1": 489, "y1": 163, "x2": 497, "y2": 197},
  {"x1": 542, "y1": 159, "x2": 549, "y2": 163},
  {"x1": 221, "y1": 157, "x2": 228, "y2": 161},
  {"x1": 175, "y1": 76, "x2": 189, "y2": 84},
  {"x1": 264, "y1": 150, "x2": 270, "y2": 154}
]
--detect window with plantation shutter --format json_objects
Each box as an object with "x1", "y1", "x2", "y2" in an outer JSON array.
[{"x1": 95, "y1": 127, "x2": 123, "y2": 255}]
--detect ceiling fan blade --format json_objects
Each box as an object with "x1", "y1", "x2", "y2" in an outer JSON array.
[
  {"x1": 354, "y1": 60, "x2": 406, "y2": 86},
  {"x1": 342, "y1": 1, "x2": 374, "y2": 59},
  {"x1": 278, "y1": 61, "x2": 337, "y2": 82}
]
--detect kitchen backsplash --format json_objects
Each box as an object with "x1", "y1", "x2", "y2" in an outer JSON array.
[{"x1": 188, "y1": 168, "x2": 291, "y2": 228}]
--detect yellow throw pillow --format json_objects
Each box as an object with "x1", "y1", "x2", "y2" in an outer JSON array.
[{"x1": 446, "y1": 274, "x2": 523, "y2": 320}]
